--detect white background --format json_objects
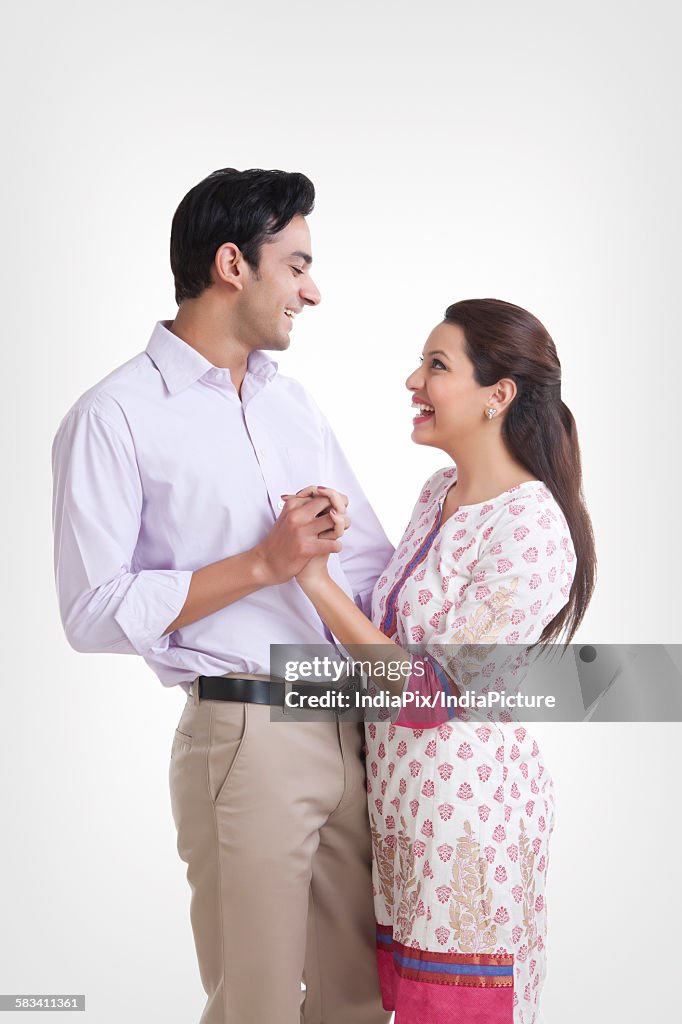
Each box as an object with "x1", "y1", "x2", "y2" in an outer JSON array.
[{"x1": 2, "y1": 1, "x2": 680, "y2": 1021}]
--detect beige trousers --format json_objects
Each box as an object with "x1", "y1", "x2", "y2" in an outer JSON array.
[{"x1": 169, "y1": 688, "x2": 390, "y2": 1024}]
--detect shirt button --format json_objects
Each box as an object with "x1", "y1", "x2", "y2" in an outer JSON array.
[
  {"x1": 277, "y1": 500, "x2": 285, "y2": 510},
  {"x1": 260, "y1": 449, "x2": 267, "y2": 458}
]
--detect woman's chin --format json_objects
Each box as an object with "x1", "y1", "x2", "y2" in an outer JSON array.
[{"x1": 411, "y1": 429, "x2": 435, "y2": 447}]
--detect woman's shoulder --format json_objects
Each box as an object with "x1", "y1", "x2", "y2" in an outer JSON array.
[
  {"x1": 498, "y1": 481, "x2": 569, "y2": 533},
  {"x1": 481, "y1": 481, "x2": 575, "y2": 563},
  {"x1": 406, "y1": 466, "x2": 455, "y2": 522},
  {"x1": 416, "y1": 465, "x2": 456, "y2": 503}
]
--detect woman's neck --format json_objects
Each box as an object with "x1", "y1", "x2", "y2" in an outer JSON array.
[{"x1": 444, "y1": 447, "x2": 538, "y2": 508}]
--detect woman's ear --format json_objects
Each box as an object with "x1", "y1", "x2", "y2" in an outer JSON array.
[{"x1": 489, "y1": 378, "x2": 517, "y2": 414}]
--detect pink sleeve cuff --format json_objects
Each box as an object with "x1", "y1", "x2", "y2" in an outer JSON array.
[{"x1": 395, "y1": 654, "x2": 457, "y2": 729}]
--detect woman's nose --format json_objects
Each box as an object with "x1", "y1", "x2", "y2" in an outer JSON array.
[{"x1": 405, "y1": 367, "x2": 423, "y2": 390}]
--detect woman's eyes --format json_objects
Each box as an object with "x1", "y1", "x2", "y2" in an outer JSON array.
[{"x1": 419, "y1": 357, "x2": 446, "y2": 370}]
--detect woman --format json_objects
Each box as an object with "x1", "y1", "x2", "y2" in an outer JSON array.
[{"x1": 290, "y1": 298, "x2": 596, "y2": 1024}]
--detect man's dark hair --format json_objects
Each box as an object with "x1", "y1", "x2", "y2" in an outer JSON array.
[{"x1": 170, "y1": 168, "x2": 315, "y2": 304}]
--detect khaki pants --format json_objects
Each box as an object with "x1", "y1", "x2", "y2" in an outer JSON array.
[{"x1": 169, "y1": 688, "x2": 390, "y2": 1024}]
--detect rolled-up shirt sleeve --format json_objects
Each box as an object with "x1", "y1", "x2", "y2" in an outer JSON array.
[{"x1": 52, "y1": 400, "x2": 192, "y2": 656}]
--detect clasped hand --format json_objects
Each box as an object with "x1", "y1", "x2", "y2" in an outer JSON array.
[{"x1": 279, "y1": 485, "x2": 351, "y2": 592}]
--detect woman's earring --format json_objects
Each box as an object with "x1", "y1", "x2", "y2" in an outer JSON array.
[{"x1": 485, "y1": 406, "x2": 497, "y2": 420}]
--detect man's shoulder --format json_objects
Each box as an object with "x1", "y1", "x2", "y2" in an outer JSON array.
[
  {"x1": 55, "y1": 352, "x2": 155, "y2": 435},
  {"x1": 270, "y1": 368, "x2": 312, "y2": 399}
]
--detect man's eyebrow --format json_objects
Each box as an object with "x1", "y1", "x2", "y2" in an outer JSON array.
[{"x1": 289, "y1": 250, "x2": 313, "y2": 265}]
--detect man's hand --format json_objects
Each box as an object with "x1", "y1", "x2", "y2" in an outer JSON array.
[
  {"x1": 254, "y1": 486, "x2": 351, "y2": 587},
  {"x1": 292, "y1": 486, "x2": 351, "y2": 594},
  {"x1": 164, "y1": 487, "x2": 351, "y2": 634}
]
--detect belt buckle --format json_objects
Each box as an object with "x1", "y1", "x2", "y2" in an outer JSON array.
[
  {"x1": 282, "y1": 680, "x2": 297, "y2": 716},
  {"x1": 281, "y1": 671, "x2": 364, "y2": 720},
  {"x1": 334, "y1": 669, "x2": 364, "y2": 720},
  {"x1": 281, "y1": 680, "x2": 321, "y2": 719}
]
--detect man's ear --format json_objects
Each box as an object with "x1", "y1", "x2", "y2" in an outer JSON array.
[{"x1": 214, "y1": 242, "x2": 245, "y2": 291}]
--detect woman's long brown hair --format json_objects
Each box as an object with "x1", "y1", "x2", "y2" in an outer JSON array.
[{"x1": 444, "y1": 298, "x2": 596, "y2": 643}]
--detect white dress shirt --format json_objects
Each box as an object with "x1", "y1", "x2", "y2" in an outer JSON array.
[{"x1": 52, "y1": 321, "x2": 394, "y2": 690}]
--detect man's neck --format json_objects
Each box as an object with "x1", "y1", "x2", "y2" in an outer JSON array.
[{"x1": 169, "y1": 300, "x2": 251, "y2": 395}]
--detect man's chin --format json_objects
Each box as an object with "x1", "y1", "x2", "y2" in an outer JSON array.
[
  {"x1": 251, "y1": 337, "x2": 288, "y2": 354},
  {"x1": 260, "y1": 334, "x2": 291, "y2": 352}
]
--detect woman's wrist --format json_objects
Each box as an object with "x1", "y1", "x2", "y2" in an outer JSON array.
[{"x1": 299, "y1": 570, "x2": 334, "y2": 601}]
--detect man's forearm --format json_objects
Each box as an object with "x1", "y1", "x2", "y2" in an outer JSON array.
[
  {"x1": 163, "y1": 494, "x2": 344, "y2": 636},
  {"x1": 163, "y1": 546, "x2": 273, "y2": 634}
]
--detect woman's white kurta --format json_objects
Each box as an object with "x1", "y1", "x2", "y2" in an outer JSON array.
[{"x1": 366, "y1": 467, "x2": 575, "y2": 1024}]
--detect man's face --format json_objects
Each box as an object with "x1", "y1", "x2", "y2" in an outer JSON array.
[{"x1": 236, "y1": 215, "x2": 321, "y2": 351}]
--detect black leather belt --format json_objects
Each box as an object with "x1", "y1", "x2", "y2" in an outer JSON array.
[
  {"x1": 196, "y1": 676, "x2": 355, "y2": 706},
  {"x1": 198, "y1": 676, "x2": 285, "y2": 704},
  {"x1": 193, "y1": 675, "x2": 329, "y2": 708}
]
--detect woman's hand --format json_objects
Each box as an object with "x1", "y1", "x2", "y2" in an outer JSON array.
[{"x1": 281, "y1": 486, "x2": 351, "y2": 594}]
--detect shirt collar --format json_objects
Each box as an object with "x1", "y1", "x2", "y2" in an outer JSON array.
[
  {"x1": 246, "y1": 348, "x2": 279, "y2": 381},
  {"x1": 146, "y1": 321, "x2": 279, "y2": 394},
  {"x1": 146, "y1": 322, "x2": 213, "y2": 395}
]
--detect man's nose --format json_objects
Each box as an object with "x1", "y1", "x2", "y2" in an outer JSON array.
[{"x1": 300, "y1": 276, "x2": 321, "y2": 306}]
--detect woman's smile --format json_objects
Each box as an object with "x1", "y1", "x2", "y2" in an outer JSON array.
[{"x1": 411, "y1": 397, "x2": 435, "y2": 425}]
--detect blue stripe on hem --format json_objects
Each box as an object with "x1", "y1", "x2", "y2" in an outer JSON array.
[{"x1": 393, "y1": 954, "x2": 513, "y2": 977}]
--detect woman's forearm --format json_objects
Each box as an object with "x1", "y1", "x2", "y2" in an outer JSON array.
[{"x1": 302, "y1": 575, "x2": 411, "y2": 697}]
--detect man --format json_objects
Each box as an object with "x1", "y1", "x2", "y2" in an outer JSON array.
[{"x1": 52, "y1": 168, "x2": 393, "y2": 1024}]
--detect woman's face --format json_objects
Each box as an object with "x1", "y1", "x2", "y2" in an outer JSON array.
[{"x1": 406, "y1": 322, "x2": 494, "y2": 451}]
